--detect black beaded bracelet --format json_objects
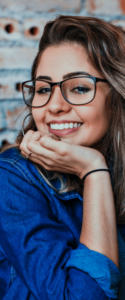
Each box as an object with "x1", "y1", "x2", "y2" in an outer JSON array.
[{"x1": 82, "y1": 169, "x2": 111, "y2": 182}]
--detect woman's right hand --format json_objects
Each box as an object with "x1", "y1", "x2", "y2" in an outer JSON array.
[{"x1": 20, "y1": 129, "x2": 119, "y2": 269}]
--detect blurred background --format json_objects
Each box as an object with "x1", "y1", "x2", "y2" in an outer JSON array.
[{"x1": 0, "y1": 0, "x2": 125, "y2": 150}]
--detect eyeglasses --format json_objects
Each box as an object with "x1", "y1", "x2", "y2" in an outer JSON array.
[{"x1": 22, "y1": 76, "x2": 108, "y2": 108}]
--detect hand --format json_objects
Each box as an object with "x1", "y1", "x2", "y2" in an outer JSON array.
[{"x1": 20, "y1": 130, "x2": 107, "y2": 180}]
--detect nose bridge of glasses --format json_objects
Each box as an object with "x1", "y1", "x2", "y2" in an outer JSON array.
[
  {"x1": 50, "y1": 81, "x2": 64, "y2": 99},
  {"x1": 50, "y1": 81, "x2": 61, "y2": 89},
  {"x1": 49, "y1": 81, "x2": 65, "y2": 102}
]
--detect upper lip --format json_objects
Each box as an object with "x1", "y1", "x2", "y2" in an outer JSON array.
[{"x1": 47, "y1": 120, "x2": 82, "y2": 125}]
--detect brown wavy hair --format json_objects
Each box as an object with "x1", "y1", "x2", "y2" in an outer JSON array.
[{"x1": 16, "y1": 15, "x2": 125, "y2": 224}]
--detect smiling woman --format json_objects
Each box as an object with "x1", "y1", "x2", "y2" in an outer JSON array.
[{"x1": 0, "y1": 15, "x2": 125, "y2": 300}]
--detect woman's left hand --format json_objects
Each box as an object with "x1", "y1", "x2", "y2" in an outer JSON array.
[{"x1": 20, "y1": 130, "x2": 106, "y2": 180}]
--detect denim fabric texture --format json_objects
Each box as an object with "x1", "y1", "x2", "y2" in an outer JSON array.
[{"x1": 0, "y1": 148, "x2": 123, "y2": 300}]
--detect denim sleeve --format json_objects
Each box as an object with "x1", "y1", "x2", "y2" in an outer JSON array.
[
  {"x1": 0, "y1": 162, "x2": 121, "y2": 300},
  {"x1": 66, "y1": 243, "x2": 121, "y2": 298}
]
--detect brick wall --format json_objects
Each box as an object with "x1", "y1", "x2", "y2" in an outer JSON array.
[{"x1": 0, "y1": 0, "x2": 125, "y2": 147}]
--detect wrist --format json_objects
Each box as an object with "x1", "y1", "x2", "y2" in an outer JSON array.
[
  {"x1": 82, "y1": 168, "x2": 110, "y2": 182},
  {"x1": 79, "y1": 155, "x2": 108, "y2": 180}
]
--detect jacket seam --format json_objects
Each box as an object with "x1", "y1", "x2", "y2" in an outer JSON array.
[
  {"x1": 0, "y1": 158, "x2": 34, "y2": 184},
  {"x1": 10, "y1": 265, "x2": 16, "y2": 283}
]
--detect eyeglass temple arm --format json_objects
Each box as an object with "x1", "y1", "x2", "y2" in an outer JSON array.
[{"x1": 95, "y1": 78, "x2": 108, "y2": 83}]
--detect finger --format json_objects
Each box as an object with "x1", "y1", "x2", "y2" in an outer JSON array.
[
  {"x1": 21, "y1": 145, "x2": 56, "y2": 168},
  {"x1": 25, "y1": 135, "x2": 67, "y2": 163},
  {"x1": 20, "y1": 130, "x2": 35, "y2": 153},
  {"x1": 29, "y1": 131, "x2": 60, "y2": 142},
  {"x1": 26, "y1": 133, "x2": 61, "y2": 155},
  {"x1": 40, "y1": 132, "x2": 61, "y2": 141},
  {"x1": 28, "y1": 131, "x2": 42, "y2": 142},
  {"x1": 27, "y1": 154, "x2": 75, "y2": 174},
  {"x1": 51, "y1": 135, "x2": 61, "y2": 141},
  {"x1": 25, "y1": 152, "x2": 52, "y2": 168},
  {"x1": 27, "y1": 155, "x2": 62, "y2": 172},
  {"x1": 21, "y1": 148, "x2": 51, "y2": 165},
  {"x1": 29, "y1": 130, "x2": 51, "y2": 141},
  {"x1": 27, "y1": 139, "x2": 54, "y2": 157},
  {"x1": 21, "y1": 150, "x2": 33, "y2": 159},
  {"x1": 39, "y1": 135, "x2": 69, "y2": 156},
  {"x1": 20, "y1": 130, "x2": 44, "y2": 155}
]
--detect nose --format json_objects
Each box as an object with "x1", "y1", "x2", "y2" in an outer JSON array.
[{"x1": 47, "y1": 85, "x2": 71, "y2": 114}]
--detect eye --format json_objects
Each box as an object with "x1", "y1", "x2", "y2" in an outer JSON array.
[
  {"x1": 36, "y1": 87, "x2": 51, "y2": 94},
  {"x1": 72, "y1": 86, "x2": 90, "y2": 94}
]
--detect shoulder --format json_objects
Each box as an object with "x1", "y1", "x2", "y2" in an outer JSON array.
[
  {"x1": 0, "y1": 147, "x2": 52, "y2": 198},
  {"x1": 0, "y1": 147, "x2": 36, "y2": 184}
]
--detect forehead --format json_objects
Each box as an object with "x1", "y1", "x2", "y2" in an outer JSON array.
[{"x1": 36, "y1": 43, "x2": 102, "y2": 79}]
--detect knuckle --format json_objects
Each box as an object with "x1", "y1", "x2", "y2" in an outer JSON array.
[
  {"x1": 26, "y1": 130, "x2": 34, "y2": 137},
  {"x1": 20, "y1": 140, "x2": 26, "y2": 151},
  {"x1": 27, "y1": 141, "x2": 32, "y2": 150},
  {"x1": 28, "y1": 130, "x2": 34, "y2": 134},
  {"x1": 48, "y1": 160, "x2": 53, "y2": 166},
  {"x1": 45, "y1": 164, "x2": 51, "y2": 170},
  {"x1": 39, "y1": 135, "x2": 46, "y2": 143},
  {"x1": 21, "y1": 130, "x2": 34, "y2": 142},
  {"x1": 32, "y1": 131, "x2": 41, "y2": 140},
  {"x1": 46, "y1": 133, "x2": 52, "y2": 138},
  {"x1": 19, "y1": 143, "x2": 23, "y2": 151},
  {"x1": 59, "y1": 144, "x2": 69, "y2": 156},
  {"x1": 44, "y1": 160, "x2": 53, "y2": 169}
]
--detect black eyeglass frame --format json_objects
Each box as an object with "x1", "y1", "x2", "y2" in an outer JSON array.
[{"x1": 22, "y1": 76, "x2": 108, "y2": 108}]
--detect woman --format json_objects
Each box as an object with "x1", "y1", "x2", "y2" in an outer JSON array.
[{"x1": 0, "y1": 16, "x2": 125, "y2": 300}]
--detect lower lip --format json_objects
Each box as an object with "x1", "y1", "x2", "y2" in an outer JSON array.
[{"x1": 48, "y1": 125, "x2": 82, "y2": 136}]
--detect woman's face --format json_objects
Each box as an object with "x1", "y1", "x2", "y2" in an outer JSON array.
[{"x1": 32, "y1": 43, "x2": 110, "y2": 151}]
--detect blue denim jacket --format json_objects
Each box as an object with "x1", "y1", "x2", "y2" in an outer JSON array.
[{"x1": 0, "y1": 148, "x2": 123, "y2": 300}]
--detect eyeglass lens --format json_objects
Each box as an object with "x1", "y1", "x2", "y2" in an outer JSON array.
[{"x1": 23, "y1": 77, "x2": 95, "y2": 107}]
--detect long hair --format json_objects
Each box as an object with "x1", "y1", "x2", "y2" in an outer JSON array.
[{"x1": 15, "y1": 15, "x2": 125, "y2": 223}]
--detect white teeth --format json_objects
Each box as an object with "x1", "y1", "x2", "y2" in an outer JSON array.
[
  {"x1": 59, "y1": 124, "x2": 65, "y2": 129},
  {"x1": 69, "y1": 123, "x2": 73, "y2": 128},
  {"x1": 65, "y1": 123, "x2": 69, "y2": 129},
  {"x1": 50, "y1": 122, "x2": 82, "y2": 130}
]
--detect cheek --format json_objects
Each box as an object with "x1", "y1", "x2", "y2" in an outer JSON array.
[
  {"x1": 90, "y1": 107, "x2": 109, "y2": 131},
  {"x1": 77, "y1": 104, "x2": 109, "y2": 142},
  {"x1": 92, "y1": 91, "x2": 110, "y2": 130},
  {"x1": 88, "y1": 107, "x2": 109, "y2": 142},
  {"x1": 76, "y1": 104, "x2": 107, "y2": 125},
  {"x1": 32, "y1": 108, "x2": 46, "y2": 128}
]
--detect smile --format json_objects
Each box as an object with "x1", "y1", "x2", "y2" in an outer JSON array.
[
  {"x1": 48, "y1": 122, "x2": 83, "y2": 136},
  {"x1": 49, "y1": 122, "x2": 82, "y2": 130}
]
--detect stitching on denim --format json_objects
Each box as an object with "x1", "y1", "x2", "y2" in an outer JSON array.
[
  {"x1": 0, "y1": 157, "x2": 82, "y2": 201},
  {"x1": 64, "y1": 194, "x2": 78, "y2": 199},
  {"x1": 60, "y1": 193, "x2": 79, "y2": 200},
  {"x1": 13, "y1": 161, "x2": 34, "y2": 183},
  {"x1": 10, "y1": 265, "x2": 16, "y2": 283},
  {"x1": 52, "y1": 189, "x2": 81, "y2": 200},
  {"x1": 0, "y1": 158, "x2": 34, "y2": 184}
]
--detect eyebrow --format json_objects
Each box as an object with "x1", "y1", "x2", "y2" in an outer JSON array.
[
  {"x1": 63, "y1": 71, "x2": 91, "y2": 79},
  {"x1": 36, "y1": 71, "x2": 91, "y2": 81}
]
